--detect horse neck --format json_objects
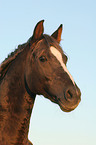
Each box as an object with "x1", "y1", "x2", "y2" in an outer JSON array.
[{"x1": 0, "y1": 48, "x2": 36, "y2": 145}]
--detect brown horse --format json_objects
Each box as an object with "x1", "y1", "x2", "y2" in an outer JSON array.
[{"x1": 0, "y1": 20, "x2": 81, "y2": 145}]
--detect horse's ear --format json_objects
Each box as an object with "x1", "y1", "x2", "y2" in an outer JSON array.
[
  {"x1": 33, "y1": 20, "x2": 44, "y2": 40},
  {"x1": 51, "y1": 24, "x2": 63, "y2": 43}
]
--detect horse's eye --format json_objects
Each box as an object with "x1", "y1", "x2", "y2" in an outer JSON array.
[{"x1": 39, "y1": 56, "x2": 47, "y2": 62}]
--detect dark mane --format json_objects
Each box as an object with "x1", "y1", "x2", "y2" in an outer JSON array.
[
  {"x1": 0, "y1": 42, "x2": 27, "y2": 80},
  {"x1": 0, "y1": 34, "x2": 42, "y2": 81}
]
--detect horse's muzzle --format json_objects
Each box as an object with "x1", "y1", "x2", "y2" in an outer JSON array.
[
  {"x1": 64, "y1": 85, "x2": 81, "y2": 102},
  {"x1": 59, "y1": 84, "x2": 81, "y2": 112}
]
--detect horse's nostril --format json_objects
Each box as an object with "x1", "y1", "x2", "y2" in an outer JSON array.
[
  {"x1": 65, "y1": 89, "x2": 73, "y2": 101},
  {"x1": 67, "y1": 90, "x2": 73, "y2": 98}
]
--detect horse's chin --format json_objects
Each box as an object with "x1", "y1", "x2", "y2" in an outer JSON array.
[
  {"x1": 59, "y1": 104, "x2": 75, "y2": 112},
  {"x1": 58, "y1": 101, "x2": 80, "y2": 112}
]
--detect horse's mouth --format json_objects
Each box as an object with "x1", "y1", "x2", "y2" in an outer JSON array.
[
  {"x1": 44, "y1": 88, "x2": 80, "y2": 112},
  {"x1": 58, "y1": 100, "x2": 80, "y2": 112}
]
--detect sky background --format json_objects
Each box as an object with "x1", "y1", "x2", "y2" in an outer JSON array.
[{"x1": 0, "y1": 0, "x2": 96, "y2": 145}]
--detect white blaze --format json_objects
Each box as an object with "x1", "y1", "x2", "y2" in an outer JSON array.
[{"x1": 50, "y1": 46, "x2": 75, "y2": 85}]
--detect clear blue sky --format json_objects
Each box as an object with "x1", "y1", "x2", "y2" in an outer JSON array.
[{"x1": 0, "y1": 0, "x2": 96, "y2": 145}]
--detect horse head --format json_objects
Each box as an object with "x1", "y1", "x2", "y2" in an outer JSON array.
[{"x1": 25, "y1": 20, "x2": 81, "y2": 112}]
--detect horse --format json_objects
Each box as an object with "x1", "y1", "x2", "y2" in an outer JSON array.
[{"x1": 0, "y1": 20, "x2": 81, "y2": 145}]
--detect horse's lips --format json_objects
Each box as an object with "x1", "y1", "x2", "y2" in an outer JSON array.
[
  {"x1": 59, "y1": 103, "x2": 76, "y2": 112},
  {"x1": 58, "y1": 99, "x2": 80, "y2": 112}
]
